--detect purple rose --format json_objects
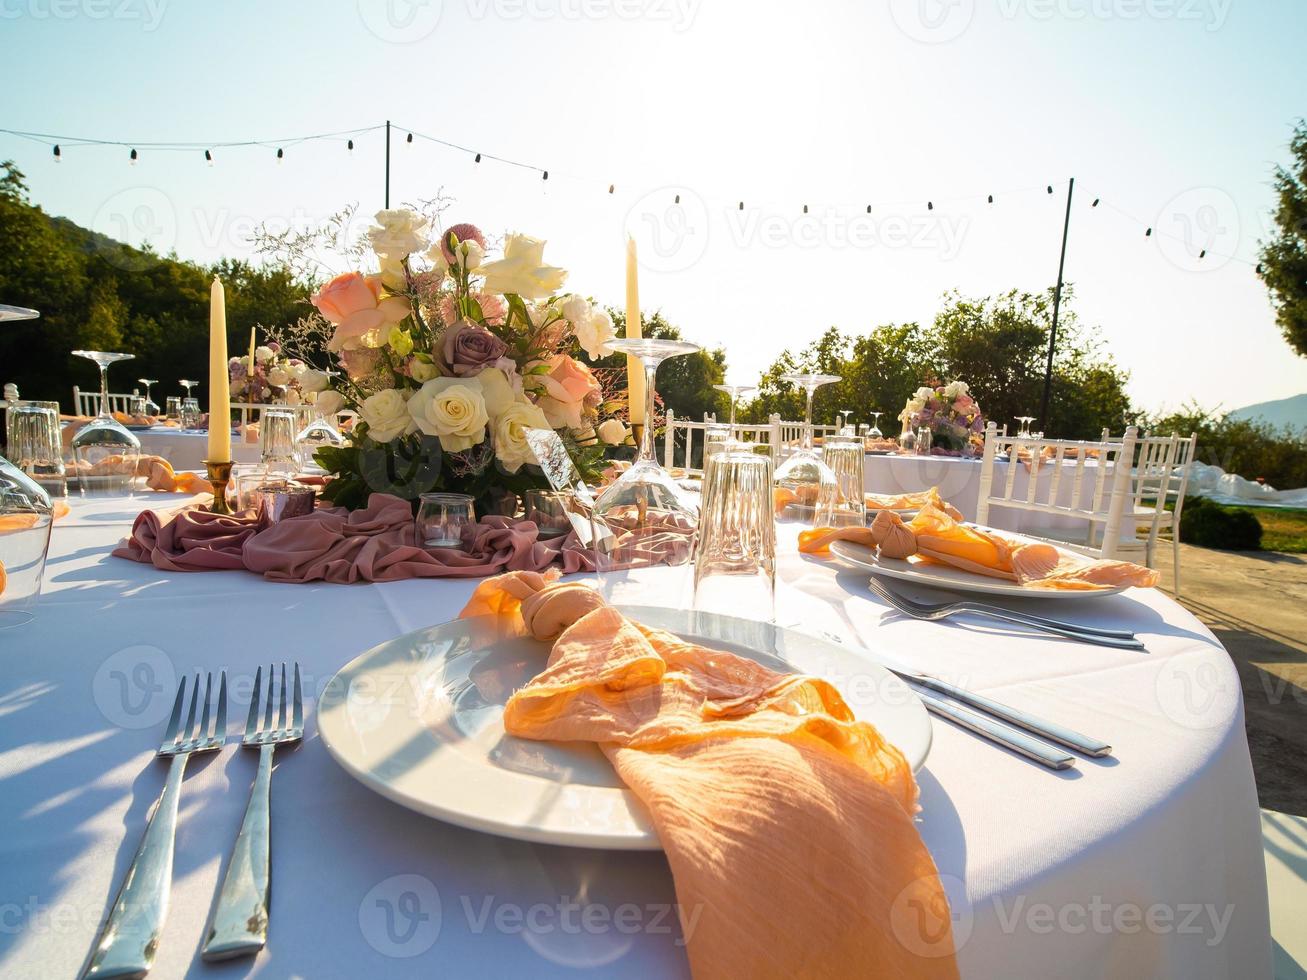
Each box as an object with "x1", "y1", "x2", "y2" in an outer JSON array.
[{"x1": 441, "y1": 320, "x2": 508, "y2": 377}]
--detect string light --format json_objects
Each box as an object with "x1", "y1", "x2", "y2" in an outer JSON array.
[
  {"x1": 474, "y1": 152, "x2": 481, "y2": 163},
  {"x1": 52, "y1": 144, "x2": 60, "y2": 162},
  {"x1": 205, "y1": 149, "x2": 213, "y2": 165},
  {"x1": 542, "y1": 170, "x2": 548, "y2": 180},
  {"x1": 803, "y1": 204, "x2": 808, "y2": 214},
  {"x1": 129, "y1": 148, "x2": 137, "y2": 164},
  {"x1": 608, "y1": 184, "x2": 614, "y2": 194},
  {"x1": 1091, "y1": 198, "x2": 1100, "y2": 207},
  {"x1": 927, "y1": 201, "x2": 934, "y2": 210},
  {"x1": 675, "y1": 194, "x2": 681, "y2": 204},
  {"x1": 738, "y1": 201, "x2": 744, "y2": 210},
  {"x1": 987, "y1": 194, "x2": 993, "y2": 204},
  {"x1": 406, "y1": 132, "x2": 413, "y2": 143},
  {"x1": 1047, "y1": 185, "x2": 1054, "y2": 194},
  {"x1": 1146, "y1": 227, "x2": 1152, "y2": 237},
  {"x1": 276, "y1": 147, "x2": 284, "y2": 162}
]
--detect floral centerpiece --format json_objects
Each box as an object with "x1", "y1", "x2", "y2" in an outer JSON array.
[
  {"x1": 229, "y1": 342, "x2": 310, "y2": 405},
  {"x1": 302, "y1": 209, "x2": 629, "y2": 511},
  {"x1": 898, "y1": 380, "x2": 986, "y2": 455}
]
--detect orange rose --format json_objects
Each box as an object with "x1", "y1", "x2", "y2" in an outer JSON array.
[
  {"x1": 311, "y1": 272, "x2": 410, "y2": 351},
  {"x1": 534, "y1": 354, "x2": 602, "y2": 430}
]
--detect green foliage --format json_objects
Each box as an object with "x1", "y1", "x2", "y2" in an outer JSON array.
[
  {"x1": 1180, "y1": 497, "x2": 1264, "y2": 551},
  {"x1": 741, "y1": 288, "x2": 1131, "y2": 439},
  {"x1": 0, "y1": 161, "x2": 311, "y2": 410},
  {"x1": 1257, "y1": 120, "x2": 1307, "y2": 358},
  {"x1": 1141, "y1": 402, "x2": 1307, "y2": 491},
  {"x1": 597, "y1": 310, "x2": 729, "y2": 422}
]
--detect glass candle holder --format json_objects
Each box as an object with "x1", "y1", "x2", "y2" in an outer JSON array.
[{"x1": 416, "y1": 492, "x2": 476, "y2": 548}]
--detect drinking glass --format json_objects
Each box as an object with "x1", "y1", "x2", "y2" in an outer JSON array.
[
  {"x1": 839, "y1": 410, "x2": 854, "y2": 435},
  {"x1": 702, "y1": 423, "x2": 731, "y2": 464},
  {"x1": 713, "y1": 383, "x2": 757, "y2": 441},
  {"x1": 522, "y1": 489, "x2": 573, "y2": 540},
  {"x1": 70, "y1": 350, "x2": 140, "y2": 496},
  {"x1": 915, "y1": 426, "x2": 933, "y2": 456},
  {"x1": 128, "y1": 394, "x2": 148, "y2": 419},
  {"x1": 772, "y1": 373, "x2": 840, "y2": 525},
  {"x1": 7, "y1": 404, "x2": 66, "y2": 498},
  {"x1": 180, "y1": 398, "x2": 202, "y2": 431},
  {"x1": 179, "y1": 378, "x2": 199, "y2": 401},
  {"x1": 822, "y1": 434, "x2": 866, "y2": 528},
  {"x1": 0, "y1": 456, "x2": 54, "y2": 629},
  {"x1": 294, "y1": 398, "x2": 346, "y2": 470},
  {"x1": 259, "y1": 408, "x2": 300, "y2": 475},
  {"x1": 137, "y1": 378, "x2": 160, "y2": 416},
  {"x1": 593, "y1": 338, "x2": 701, "y2": 572},
  {"x1": 1016, "y1": 416, "x2": 1035, "y2": 438},
  {"x1": 164, "y1": 396, "x2": 182, "y2": 422},
  {"x1": 868, "y1": 411, "x2": 884, "y2": 441},
  {"x1": 416, "y1": 492, "x2": 476, "y2": 548},
  {"x1": 693, "y1": 450, "x2": 775, "y2": 619}
]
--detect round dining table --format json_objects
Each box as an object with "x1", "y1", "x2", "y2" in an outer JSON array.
[{"x1": 0, "y1": 493, "x2": 1271, "y2": 978}]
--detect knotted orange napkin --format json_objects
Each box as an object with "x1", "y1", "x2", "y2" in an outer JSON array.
[{"x1": 459, "y1": 573, "x2": 958, "y2": 980}]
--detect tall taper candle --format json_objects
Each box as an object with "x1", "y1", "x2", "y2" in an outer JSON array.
[
  {"x1": 624, "y1": 236, "x2": 645, "y2": 425},
  {"x1": 207, "y1": 276, "x2": 232, "y2": 461}
]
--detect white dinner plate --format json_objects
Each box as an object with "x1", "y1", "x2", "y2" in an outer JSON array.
[
  {"x1": 318, "y1": 605, "x2": 931, "y2": 851},
  {"x1": 829, "y1": 538, "x2": 1128, "y2": 600}
]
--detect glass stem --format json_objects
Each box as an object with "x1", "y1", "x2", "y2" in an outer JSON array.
[
  {"x1": 729, "y1": 396, "x2": 737, "y2": 431},
  {"x1": 639, "y1": 360, "x2": 659, "y2": 462},
  {"x1": 802, "y1": 387, "x2": 815, "y2": 452},
  {"x1": 98, "y1": 364, "x2": 111, "y2": 419}
]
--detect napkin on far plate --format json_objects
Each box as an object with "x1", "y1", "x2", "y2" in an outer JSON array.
[{"x1": 459, "y1": 572, "x2": 959, "y2": 980}]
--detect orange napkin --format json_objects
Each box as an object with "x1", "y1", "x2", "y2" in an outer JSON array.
[
  {"x1": 69, "y1": 455, "x2": 211, "y2": 495},
  {"x1": 864, "y1": 486, "x2": 964, "y2": 521},
  {"x1": 460, "y1": 573, "x2": 959, "y2": 979}
]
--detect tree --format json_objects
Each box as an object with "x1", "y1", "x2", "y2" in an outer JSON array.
[
  {"x1": 1258, "y1": 120, "x2": 1307, "y2": 357},
  {"x1": 599, "y1": 309, "x2": 729, "y2": 423}
]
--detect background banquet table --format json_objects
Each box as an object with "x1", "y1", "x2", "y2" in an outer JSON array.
[
  {"x1": 0, "y1": 495, "x2": 1270, "y2": 978},
  {"x1": 129, "y1": 427, "x2": 260, "y2": 470}
]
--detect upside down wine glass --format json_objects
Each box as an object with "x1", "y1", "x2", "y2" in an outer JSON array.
[
  {"x1": 593, "y1": 338, "x2": 701, "y2": 574},
  {"x1": 136, "y1": 378, "x2": 160, "y2": 417},
  {"x1": 773, "y1": 373, "x2": 841, "y2": 524},
  {"x1": 713, "y1": 383, "x2": 758, "y2": 444},
  {"x1": 70, "y1": 350, "x2": 141, "y2": 496}
]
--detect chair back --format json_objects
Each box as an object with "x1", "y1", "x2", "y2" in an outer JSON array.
[
  {"x1": 976, "y1": 423, "x2": 1139, "y2": 558},
  {"x1": 73, "y1": 386, "x2": 134, "y2": 416}
]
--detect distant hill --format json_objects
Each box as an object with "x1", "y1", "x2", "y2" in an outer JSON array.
[{"x1": 1229, "y1": 393, "x2": 1307, "y2": 432}]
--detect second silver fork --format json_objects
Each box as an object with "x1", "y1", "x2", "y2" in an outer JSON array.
[{"x1": 202, "y1": 662, "x2": 303, "y2": 961}]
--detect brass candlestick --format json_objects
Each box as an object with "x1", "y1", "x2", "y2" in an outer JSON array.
[{"x1": 204, "y1": 459, "x2": 234, "y2": 515}]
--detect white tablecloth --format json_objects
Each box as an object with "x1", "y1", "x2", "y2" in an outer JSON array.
[
  {"x1": 0, "y1": 496, "x2": 1271, "y2": 978},
  {"x1": 131, "y1": 427, "x2": 260, "y2": 470}
]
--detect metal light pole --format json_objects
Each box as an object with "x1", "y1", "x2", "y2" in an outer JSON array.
[
  {"x1": 384, "y1": 120, "x2": 391, "y2": 208},
  {"x1": 1040, "y1": 176, "x2": 1074, "y2": 429}
]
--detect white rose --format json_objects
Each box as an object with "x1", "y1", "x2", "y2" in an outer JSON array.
[
  {"x1": 574, "y1": 309, "x2": 616, "y2": 360},
  {"x1": 409, "y1": 357, "x2": 440, "y2": 383},
  {"x1": 492, "y1": 399, "x2": 550, "y2": 473},
  {"x1": 561, "y1": 294, "x2": 590, "y2": 325},
  {"x1": 316, "y1": 390, "x2": 346, "y2": 417},
  {"x1": 422, "y1": 245, "x2": 449, "y2": 278},
  {"x1": 914, "y1": 386, "x2": 935, "y2": 403},
  {"x1": 378, "y1": 254, "x2": 407, "y2": 291},
  {"x1": 368, "y1": 208, "x2": 429, "y2": 258},
  {"x1": 474, "y1": 367, "x2": 515, "y2": 419},
  {"x1": 267, "y1": 366, "x2": 291, "y2": 387},
  {"x1": 300, "y1": 369, "x2": 330, "y2": 393},
  {"x1": 407, "y1": 377, "x2": 488, "y2": 453},
  {"x1": 287, "y1": 361, "x2": 307, "y2": 380},
  {"x1": 477, "y1": 233, "x2": 568, "y2": 300},
  {"x1": 597, "y1": 418, "x2": 628, "y2": 445},
  {"x1": 255, "y1": 346, "x2": 275, "y2": 365},
  {"x1": 359, "y1": 388, "x2": 415, "y2": 443}
]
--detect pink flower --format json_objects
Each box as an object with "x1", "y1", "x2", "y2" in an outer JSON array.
[
  {"x1": 440, "y1": 223, "x2": 486, "y2": 264},
  {"x1": 441, "y1": 320, "x2": 509, "y2": 377},
  {"x1": 533, "y1": 354, "x2": 602, "y2": 430},
  {"x1": 310, "y1": 271, "x2": 411, "y2": 352}
]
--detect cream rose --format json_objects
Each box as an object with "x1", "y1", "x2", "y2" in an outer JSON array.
[
  {"x1": 574, "y1": 309, "x2": 616, "y2": 360},
  {"x1": 255, "y1": 345, "x2": 275, "y2": 365},
  {"x1": 267, "y1": 366, "x2": 291, "y2": 387},
  {"x1": 407, "y1": 377, "x2": 489, "y2": 453},
  {"x1": 409, "y1": 357, "x2": 440, "y2": 383},
  {"x1": 478, "y1": 233, "x2": 568, "y2": 300},
  {"x1": 493, "y1": 399, "x2": 550, "y2": 473},
  {"x1": 359, "y1": 388, "x2": 415, "y2": 443},
  {"x1": 368, "y1": 208, "x2": 429, "y2": 258},
  {"x1": 597, "y1": 418, "x2": 628, "y2": 445},
  {"x1": 299, "y1": 369, "x2": 330, "y2": 393},
  {"x1": 315, "y1": 390, "x2": 346, "y2": 417}
]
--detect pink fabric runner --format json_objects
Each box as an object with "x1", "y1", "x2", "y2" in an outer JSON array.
[{"x1": 113, "y1": 492, "x2": 600, "y2": 584}]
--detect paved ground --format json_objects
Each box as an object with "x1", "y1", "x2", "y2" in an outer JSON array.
[{"x1": 1157, "y1": 544, "x2": 1307, "y2": 816}]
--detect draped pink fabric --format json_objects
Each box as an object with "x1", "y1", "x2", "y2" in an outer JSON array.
[{"x1": 113, "y1": 493, "x2": 599, "y2": 583}]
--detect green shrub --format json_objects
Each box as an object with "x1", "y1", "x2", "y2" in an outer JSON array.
[{"x1": 1179, "y1": 498, "x2": 1264, "y2": 551}]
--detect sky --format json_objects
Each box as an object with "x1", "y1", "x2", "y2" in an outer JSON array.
[{"x1": 1, "y1": 0, "x2": 1305, "y2": 417}]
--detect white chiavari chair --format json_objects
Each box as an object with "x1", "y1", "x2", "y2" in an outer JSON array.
[
  {"x1": 1123, "y1": 432, "x2": 1197, "y2": 595},
  {"x1": 976, "y1": 423, "x2": 1139, "y2": 559},
  {"x1": 1116, "y1": 433, "x2": 1180, "y2": 572},
  {"x1": 72, "y1": 386, "x2": 134, "y2": 416}
]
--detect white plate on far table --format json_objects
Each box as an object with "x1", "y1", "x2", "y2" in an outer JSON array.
[
  {"x1": 318, "y1": 605, "x2": 931, "y2": 851},
  {"x1": 829, "y1": 538, "x2": 1129, "y2": 600}
]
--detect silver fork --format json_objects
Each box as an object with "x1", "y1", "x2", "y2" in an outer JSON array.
[
  {"x1": 83, "y1": 672, "x2": 227, "y2": 980},
  {"x1": 866, "y1": 576, "x2": 1146, "y2": 650},
  {"x1": 202, "y1": 663, "x2": 303, "y2": 961}
]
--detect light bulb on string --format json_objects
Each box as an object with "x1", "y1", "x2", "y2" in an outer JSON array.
[
  {"x1": 1146, "y1": 227, "x2": 1152, "y2": 237},
  {"x1": 347, "y1": 139, "x2": 354, "y2": 151},
  {"x1": 608, "y1": 184, "x2": 614, "y2": 194},
  {"x1": 129, "y1": 148, "x2": 138, "y2": 165},
  {"x1": 1091, "y1": 198, "x2": 1100, "y2": 207},
  {"x1": 474, "y1": 152, "x2": 481, "y2": 163},
  {"x1": 52, "y1": 144, "x2": 61, "y2": 163},
  {"x1": 1047, "y1": 185, "x2": 1053, "y2": 194},
  {"x1": 406, "y1": 132, "x2": 413, "y2": 143},
  {"x1": 675, "y1": 194, "x2": 680, "y2": 204},
  {"x1": 987, "y1": 194, "x2": 993, "y2": 204},
  {"x1": 276, "y1": 147, "x2": 284, "y2": 162},
  {"x1": 802, "y1": 204, "x2": 808, "y2": 214},
  {"x1": 542, "y1": 170, "x2": 548, "y2": 180},
  {"x1": 866, "y1": 205, "x2": 871, "y2": 213},
  {"x1": 205, "y1": 149, "x2": 213, "y2": 166},
  {"x1": 927, "y1": 201, "x2": 934, "y2": 210}
]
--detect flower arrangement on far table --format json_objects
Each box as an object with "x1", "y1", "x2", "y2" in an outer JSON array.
[
  {"x1": 303, "y1": 209, "x2": 631, "y2": 511},
  {"x1": 898, "y1": 381, "x2": 987, "y2": 455},
  {"x1": 229, "y1": 342, "x2": 311, "y2": 405}
]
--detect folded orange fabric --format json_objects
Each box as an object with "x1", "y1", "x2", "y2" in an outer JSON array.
[
  {"x1": 0, "y1": 499, "x2": 70, "y2": 531},
  {"x1": 864, "y1": 486, "x2": 964, "y2": 522},
  {"x1": 460, "y1": 573, "x2": 958, "y2": 979},
  {"x1": 69, "y1": 455, "x2": 210, "y2": 494},
  {"x1": 797, "y1": 524, "x2": 878, "y2": 555}
]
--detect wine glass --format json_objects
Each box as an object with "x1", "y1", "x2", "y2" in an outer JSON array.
[
  {"x1": 839, "y1": 409, "x2": 854, "y2": 435},
  {"x1": 137, "y1": 378, "x2": 160, "y2": 416},
  {"x1": 593, "y1": 338, "x2": 701, "y2": 576},
  {"x1": 179, "y1": 378, "x2": 199, "y2": 401},
  {"x1": 772, "y1": 373, "x2": 840, "y2": 524},
  {"x1": 713, "y1": 383, "x2": 757, "y2": 441},
  {"x1": 295, "y1": 394, "x2": 347, "y2": 470},
  {"x1": 868, "y1": 411, "x2": 884, "y2": 440},
  {"x1": 70, "y1": 350, "x2": 140, "y2": 496},
  {"x1": 1016, "y1": 416, "x2": 1035, "y2": 438}
]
